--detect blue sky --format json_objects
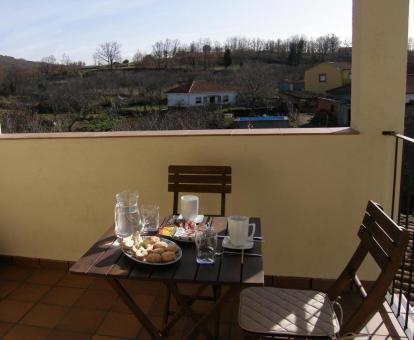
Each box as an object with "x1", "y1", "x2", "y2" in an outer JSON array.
[{"x1": 0, "y1": 0, "x2": 410, "y2": 64}]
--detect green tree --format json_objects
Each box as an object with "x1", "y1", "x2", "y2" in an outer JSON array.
[{"x1": 223, "y1": 48, "x2": 232, "y2": 69}]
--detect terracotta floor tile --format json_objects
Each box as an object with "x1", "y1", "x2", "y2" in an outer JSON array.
[
  {"x1": 75, "y1": 289, "x2": 117, "y2": 310},
  {"x1": 149, "y1": 294, "x2": 168, "y2": 317},
  {"x1": 137, "y1": 315, "x2": 187, "y2": 340},
  {"x1": 2, "y1": 324, "x2": 50, "y2": 340},
  {"x1": 110, "y1": 297, "x2": 130, "y2": 314},
  {"x1": 56, "y1": 307, "x2": 106, "y2": 334},
  {"x1": 97, "y1": 312, "x2": 141, "y2": 338},
  {"x1": 219, "y1": 323, "x2": 231, "y2": 339},
  {"x1": 0, "y1": 321, "x2": 14, "y2": 337},
  {"x1": 176, "y1": 283, "x2": 204, "y2": 296},
  {"x1": 0, "y1": 280, "x2": 21, "y2": 299},
  {"x1": 229, "y1": 323, "x2": 244, "y2": 340},
  {"x1": 219, "y1": 302, "x2": 237, "y2": 324},
  {"x1": 21, "y1": 303, "x2": 67, "y2": 328},
  {"x1": 58, "y1": 273, "x2": 94, "y2": 289},
  {"x1": 92, "y1": 336, "x2": 130, "y2": 340},
  {"x1": 28, "y1": 269, "x2": 66, "y2": 285},
  {"x1": 42, "y1": 286, "x2": 84, "y2": 307},
  {"x1": 0, "y1": 299, "x2": 34, "y2": 322},
  {"x1": 0, "y1": 265, "x2": 32, "y2": 281},
  {"x1": 39, "y1": 259, "x2": 69, "y2": 271},
  {"x1": 111, "y1": 294, "x2": 155, "y2": 314},
  {"x1": 137, "y1": 316, "x2": 186, "y2": 340},
  {"x1": 47, "y1": 329, "x2": 93, "y2": 340},
  {"x1": 13, "y1": 258, "x2": 41, "y2": 268},
  {"x1": 9, "y1": 282, "x2": 50, "y2": 302},
  {"x1": 192, "y1": 300, "x2": 215, "y2": 315},
  {"x1": 88, "y1": 278, "x2": 113, "y2": 291},
  {"x1": 0, "y1": 255, "x2": 13, "y2": 264}
]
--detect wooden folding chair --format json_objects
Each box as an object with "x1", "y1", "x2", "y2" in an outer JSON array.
[
  {"x1": 164, "y1": 165, "x2": 232, "y2": 330},
  {"x1": 238, "y1": 201, "x2": 409, "y2": 338},
  {"x1": 168, "y1": 165, "x2": 232, "y2": 216}
]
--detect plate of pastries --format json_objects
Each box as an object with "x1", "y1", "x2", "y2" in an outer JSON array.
[{"x1": 121, "y1": 233, "x2": 182, "y2": 265}]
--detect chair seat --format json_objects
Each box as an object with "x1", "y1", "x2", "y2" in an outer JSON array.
[{"x1": 239, "y1": 287, "x2": 340, "y2": 337}]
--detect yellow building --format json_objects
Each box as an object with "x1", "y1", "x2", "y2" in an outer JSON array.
[{"x1": 304, "y1": 62, "x2": 352, "y2": 94}]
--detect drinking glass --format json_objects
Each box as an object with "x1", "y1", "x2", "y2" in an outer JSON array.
[
  {"x1": 114, "y1": 190, "x2": 141, "y2": 239},
  {"x1": 195, "y1": 225, "x2": 217, "y2": 264},
  {"x1": 141, "y1": 204, "x2": 160, "y2": 234}
]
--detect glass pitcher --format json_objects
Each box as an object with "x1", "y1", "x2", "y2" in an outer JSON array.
[{"x1": 114, "y1": 190, "x2": 141, "y2": 239}]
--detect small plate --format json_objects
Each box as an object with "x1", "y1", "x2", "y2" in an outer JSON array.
[
  {"x1": 177, "y1": 214, "x2": 205, "y2": 224},
  {"x1": 122, "y1": 237, "x2": 182, "y2": 266},
  {"x1": 171, "y1": 227, "x2": 195, "y2": 243},
  {"x1": 222, "y1": 236, "x2": 254, "y2": 250}
]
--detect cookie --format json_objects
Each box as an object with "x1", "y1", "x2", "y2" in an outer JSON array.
[
  {"x1": 121, "y1": 237, "x2": 135, "y2": 250},
  {"x1": 161, "y1": 251, "x2": 176, "y2": 262},
  {"x1": 145, "y1": 253, "x2": 162, "y2": 263},
  {"x1": 142, "y1": 240, "x2": 154, "y2": 249},
  {"x1": 134, "y1": 248, "x2": 148, "y2": 260},
  {"x1": 132, "y1": 232, "x2": 143, "y2": 244},
  {"x1": 165, "y1": 244, "x2": 178, "y2": 253},
  {"x1": 149, "y1": 236, "x2": 160, "y2": 244},
  {"x1": 153, "y1": 241, "x2": 169, "y2": 250},
  {"x1": 152, "y1": 248, "x2": 165, "y2": 255}
]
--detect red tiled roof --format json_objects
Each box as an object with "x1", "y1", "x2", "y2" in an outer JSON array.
[
  {"x1": 166, "y1": 80, "x2": 237, "y2": 94},
  {"x1": 407, "y1": 75, "x2": 414, "y2": 94}
]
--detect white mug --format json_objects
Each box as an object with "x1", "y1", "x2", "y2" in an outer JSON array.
[
  {"x1": 180, "y1": 195, "x2": 199, "y2": 221},
  {"x1": 228, "y1": 216, "x2": 256, "y2": 246}
]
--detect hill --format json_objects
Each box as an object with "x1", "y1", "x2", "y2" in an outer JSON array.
[{"x1": 0, "y1": 55, "x2": 40, "y2": 71}]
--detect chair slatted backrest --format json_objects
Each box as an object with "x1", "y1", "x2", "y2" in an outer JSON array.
[
  {"x1": 328, "y1": 201, "x2": 409, "y2": 336},
  {"x1": 168, "y1": 165, "x2": 232, "y2": 216}
]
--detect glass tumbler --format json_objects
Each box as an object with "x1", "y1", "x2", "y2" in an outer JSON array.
[
  {"x1": 140, "y1": 204, "x2": 160, "y2": 234},
  {"x1": 195, "y1": 225, "x2": 217, "y2": 264}
]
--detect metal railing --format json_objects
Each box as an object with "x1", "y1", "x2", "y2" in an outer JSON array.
[{"x1": 383, "y1": 131, "x2": 414, "y2": 339}]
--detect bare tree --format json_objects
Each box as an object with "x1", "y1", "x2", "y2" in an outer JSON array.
[
  {"x1": 238, "y1": 62, "x2": 286, "y2": 107},
  {"x1": 39, "y1": 55, "x2": 58, "y2": 77},
  {"x1": 152, "y1": 41, "x2": 164, "y2": 69},
  {"x1": 132, "y1": 50, "x2": 144, "y2": 65},
  {"x1": 113, "y1": 109, "x2": 225, "y2": 131},
  {"x1": 93, "y1": 42, "x2": 122, "y2": 69},
  {"x1": 202, "y1": 43, "x2": 212, "y2": 70}
]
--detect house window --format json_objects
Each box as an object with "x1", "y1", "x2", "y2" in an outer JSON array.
[
  {"x1": 195, "y1": 97, "x2": 202, "y2": 104},
  {"x1": 223, "y1": 95, "x2": 229, "y2": 103},
  {"x1": 319, "y1": 74, "x2": 327, "y2": 82}
]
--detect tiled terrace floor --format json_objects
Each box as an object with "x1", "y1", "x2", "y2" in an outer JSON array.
[{"x1": 0, "y1": 262, "x2": 409, "y2": 339}]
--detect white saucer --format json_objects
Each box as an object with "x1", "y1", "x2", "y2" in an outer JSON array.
[
  {"x1": 178, "y1": 214, "x2": 205, "y2": 224},
  {"x1": 222, "y1": 236, "x2": 254, "y2": 250}
]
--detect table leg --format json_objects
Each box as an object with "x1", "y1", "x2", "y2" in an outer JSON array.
[
  {"x1": 183, "y1": 286, "x2": 239, "y2": 340},
  {"x1": 161, "y1": 282, "x2": 210, "y2": 336},
  {"x1": 163, "y1": 289, "x2": 171, "y2": 327},
  {"x1": 107, "y1": 278, "x2": 163, "y2": 340}
]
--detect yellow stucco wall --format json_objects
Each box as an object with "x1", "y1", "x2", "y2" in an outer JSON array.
[
  {"x1": 343, "y1": 69, "x2": 352, "y2": 85},
  {"x1": 305, "y1": 63, "x2": 351, "y2": 94},
  {"x1": 0, "y1": 0, "x2": 409, "y2": 279}
]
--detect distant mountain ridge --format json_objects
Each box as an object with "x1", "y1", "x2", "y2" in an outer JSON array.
[{"x1": 0, "y1": 55, "x2": 41, "y2": 70}]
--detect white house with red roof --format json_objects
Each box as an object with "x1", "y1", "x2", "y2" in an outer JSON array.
[{"x1": 166, "y1": 80, "x2": 238, "y2": 107}]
